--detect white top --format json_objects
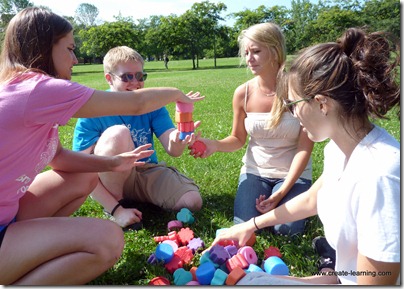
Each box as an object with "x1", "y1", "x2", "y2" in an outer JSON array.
[
  {"x1": 317, "y1": 125, "x2": 400, "y2": 284},
  {"x1": 240, "y1": 82, "x2": 312, "y2": 179}
]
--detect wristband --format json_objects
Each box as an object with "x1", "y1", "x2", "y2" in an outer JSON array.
[
  {"x1": 253, "y1": 217, "x2": 260, "y2": 231},
  {"x1": 110, "y1": 203, "x2": 121, "y2": 216}
]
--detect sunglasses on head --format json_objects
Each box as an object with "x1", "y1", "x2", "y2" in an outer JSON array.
[{"x1": 110, "y1": 71, "x2": 148, "y2": 82}]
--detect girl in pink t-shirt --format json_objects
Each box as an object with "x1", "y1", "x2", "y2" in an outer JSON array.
[{"x1": 0, "y1": 7, "x2": 204, "y2": 285}]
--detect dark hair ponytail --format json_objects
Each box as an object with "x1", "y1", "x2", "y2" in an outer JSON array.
[
  {"x1": 338, "y1": 28, "x2": 400, "y2": 119},
  {"x1": 289, "y1": 27, "x2": 400, "y2": 126}
]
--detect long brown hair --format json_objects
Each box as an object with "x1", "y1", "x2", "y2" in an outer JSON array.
[{"x1": 0, "y1": 7, "x2": 73, "y2": 83}]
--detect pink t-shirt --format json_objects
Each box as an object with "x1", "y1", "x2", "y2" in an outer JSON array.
[{"x1": 0, "y1": 72, "x2": 95, "y2": 225}]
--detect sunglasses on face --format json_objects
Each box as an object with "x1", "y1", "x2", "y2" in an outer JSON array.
[
  {"x1": 283, "y1": 97, "x2": 314, "y2": 115},
  {"x1": 110, "y1": 71, "x2": 148, "y2": 82}
]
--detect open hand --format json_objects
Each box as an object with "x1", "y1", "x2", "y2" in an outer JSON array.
[
  {"x1": 178, "y1": 90, "x2": 205, "y2": 104},
  {"x1": 110, "y1": 143, "x2": 153, "y2": 172}
]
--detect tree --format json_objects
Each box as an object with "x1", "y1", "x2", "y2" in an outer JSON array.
[
  {"x1": 51, "y1": 0, "x2": 400, "y2": 68},
  {"x1": 188, "y1": 1, "x2": 227, "y2": 68},
  {"x1": 362, "y1": 0, "x2": 400, "y2": 38},
  {"x1": 74, "y1": 3, "x2": 99, "y2": 27},
  {"x1": 79, "y1": 20, "x2": 139, "y2": 60},
  {"x1": 142, "y1": 15, "x2": 166, "y2": 61},
  {"x1": 286, "y1": 0, "x2": 320, "y2": 53},
  {"x1": 232, "y1": 5, "x2": 289, "y2": 32},
  {"x1": 0, "y1": 0, "x2": 33, "y2": 31},
  {"x1": 204, "y1": 25, "x2": 238, "y2": 59},
  {"x1": 0, "y1": 0, "x2": 32, "y2": 14},
  {"x1": 309, "y1": 5, "x2": 362, "y2": 44}
]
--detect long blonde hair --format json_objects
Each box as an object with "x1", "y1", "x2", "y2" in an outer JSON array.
[
  {"x1": 238, "y1": 22, "x2": 288, "y2": 129},
  {"x1": 266, "y1": 65, "x2": 288, "y2": 130}
]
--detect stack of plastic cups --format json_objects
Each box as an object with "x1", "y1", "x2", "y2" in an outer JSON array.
[{"x1": 175, "y1": 102, "x2": 194, "y2": 140}]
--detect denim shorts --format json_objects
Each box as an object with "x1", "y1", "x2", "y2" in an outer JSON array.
[{"x1": 0, "y1": 218, "x2": 16, "y2": 248}]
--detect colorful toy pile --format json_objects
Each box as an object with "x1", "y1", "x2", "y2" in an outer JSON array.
[{"x1": 148, "y1": 208, "x2": 289, "y2": 285}]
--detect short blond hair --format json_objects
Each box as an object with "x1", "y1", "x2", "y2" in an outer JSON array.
[{"x1": 103, "y1": 46, "x2": 144, "y2": 73}]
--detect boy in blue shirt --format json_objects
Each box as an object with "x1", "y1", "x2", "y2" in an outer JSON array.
[{"x1": 73, "y1": 46, "x2": 202, "y2": 228}]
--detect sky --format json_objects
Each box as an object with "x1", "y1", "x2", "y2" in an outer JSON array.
[{"x1": 29, "y1": 0, "x2": 296, "y2": 25}]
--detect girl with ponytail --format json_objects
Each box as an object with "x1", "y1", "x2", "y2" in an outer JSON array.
[{"x1": 212, "y1": 27, "x2": 400, "y2": 285}]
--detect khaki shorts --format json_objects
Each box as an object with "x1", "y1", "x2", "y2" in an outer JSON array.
[{"x1": 123, "y1": 162, "x2": 199, "y2": 210}]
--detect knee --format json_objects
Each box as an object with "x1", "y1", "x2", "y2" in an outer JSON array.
[
  {"x1": 107, "y1": 222, "x2": 125, "y2": 261},
  {"x1": 187, "y1": 191, "x2": 203, "y2": 211},
  {"x1": 97, "y1": 220, "x2": 125, "y2": 267},
  {"x1": 191, "y1": 194, "x2": 203, "y2": 211},
  {"x1": 77, "y1": 173, "x2": 99, "y2": 198},
  {"x1": 104, "y1": 125, "x2": 131, "y2": 139},
  {"x1": 89, "y1": 173, "x2": 99, "y2": 191},
  {"x1": 175, "y1": 191, "x2": 203, "y2": 211},
  {"x1": 94, "y1": 125, "x2": 133, "y2": 155}
]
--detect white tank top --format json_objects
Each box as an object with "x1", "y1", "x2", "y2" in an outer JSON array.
[{"x1": 240, "y1": 81, "x2": 312, "y2": 179}]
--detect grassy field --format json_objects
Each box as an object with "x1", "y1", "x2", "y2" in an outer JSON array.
[{"x1": 60, "y1": 57, "x2": 400, "y2": 285}]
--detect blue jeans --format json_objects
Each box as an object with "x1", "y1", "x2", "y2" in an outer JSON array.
[{"x1": 233, "y1": 173, "x2": 311, "y2": 236}]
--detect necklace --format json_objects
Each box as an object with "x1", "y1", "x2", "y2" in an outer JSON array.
[{"x1": 257, "y1": 79, "x2": 275, "y2": 97}]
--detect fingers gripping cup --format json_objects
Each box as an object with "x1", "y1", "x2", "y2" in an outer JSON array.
[{"x1": 264, "y1": 256, "x2": 289, "y2": 275}]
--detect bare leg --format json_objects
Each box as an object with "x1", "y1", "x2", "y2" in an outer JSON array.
[
  {"x1": 173, "y1": 190, "x2": 203, "y2": 211},
  {"x1": 0, "y1": 217, "x2": 124, "y2": 285},
  {"x1": 17, "y1": 170, "x2": 98, "y2": 220},
  {"x1": 94, "y1": 125, "x2": 134, "y2": 198}
]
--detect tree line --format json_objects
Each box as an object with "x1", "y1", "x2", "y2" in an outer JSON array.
[{"x1": 0, "y1": 0, "x2": 400, "y2": 69}]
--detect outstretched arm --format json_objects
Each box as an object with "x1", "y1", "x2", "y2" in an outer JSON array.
[
  {"x1": 74, "y1": 88, "x2": 204, "y2": 118},
  {"x1": 211, "y1": 175, "x2": 322, "y2": 247},
  {"x1": 50, "y1": 143, "x2": 154, "y2": 173},
  {"x1": 191, "y1": 84, "x2": 247, "y2": 158}
]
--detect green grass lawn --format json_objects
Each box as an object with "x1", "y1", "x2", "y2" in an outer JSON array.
[{"x1": 59, "y1": 57, "x2": 400, "y2": 285}]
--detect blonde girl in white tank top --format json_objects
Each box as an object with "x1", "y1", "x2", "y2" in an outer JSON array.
[{"x1": 190, "y1": 22, "x2": 313, "y2": 235}]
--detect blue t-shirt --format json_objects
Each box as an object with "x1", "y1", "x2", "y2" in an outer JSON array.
[{"x1": 72, "y1": 107, "x2": 175, "y2": 163}]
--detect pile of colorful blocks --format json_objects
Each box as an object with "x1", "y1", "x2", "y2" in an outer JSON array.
[{"x1": 147, "y1": 208, "x2": 289, "y2": 285}]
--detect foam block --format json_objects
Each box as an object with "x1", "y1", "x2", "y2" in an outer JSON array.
[
  {"x1": 264, "y1": 256, "x2": 289, "y2": 275},
  {"x1": 225, "y1": 266, "x2": 246, "y2": 285},
  {"x1": 149, "y1": 276, "x2": 170, "y2": 285},
  {"x1": 155, "y1": 243, "x2": 174, "y2": 263},
  {"x1": 173, "y1": 268, "x2": 193, "y2": 285},
  {"x1": 195, "y1": 262, "x2": 216, "y2": 285},
  {"x1": 238, "y1": 246, "x2": 258, "y2": 265},
  {"x1": 210, "y1": 268, "x2": 228, "y2": 285}
]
